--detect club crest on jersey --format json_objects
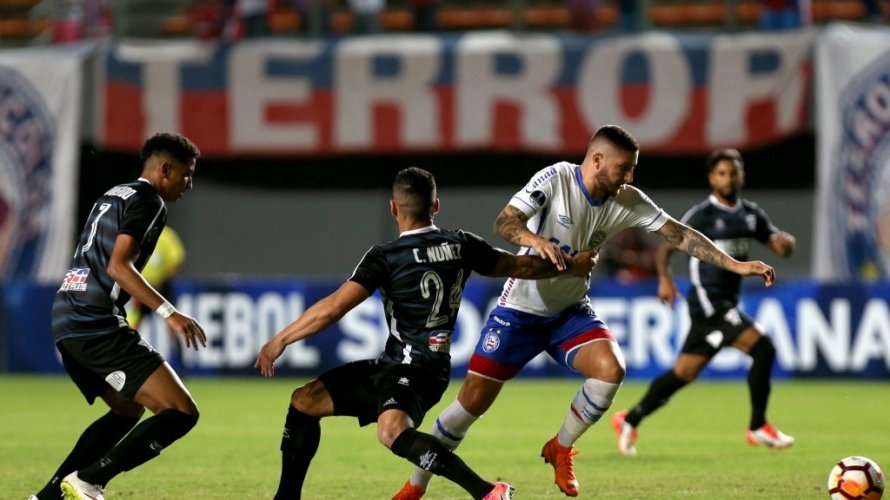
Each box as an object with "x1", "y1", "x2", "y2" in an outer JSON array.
[
  {"x1": 59, "y1": 268, "x2": 90, "y2": 292},
  {"x1": 482, "y1": 330, "x2": 501, "y2": 352},
  {"x1": 589, "y1": 229, "x2": 608, "y2": 248},
  {"x1": 0, "y1": 66, "x2": 54, "y2": 280},
  {"x1": 428, "y1": 330, "x2": 452, "y2": 353}
]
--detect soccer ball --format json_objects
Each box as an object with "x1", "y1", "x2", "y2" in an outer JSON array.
[{"x1": 828, "y1": 456, "x2": 885, "y2": 500}]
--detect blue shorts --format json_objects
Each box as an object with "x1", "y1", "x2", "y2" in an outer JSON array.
[{"x1": 468, "y1": 302, "x2": 614, "y2": 381}]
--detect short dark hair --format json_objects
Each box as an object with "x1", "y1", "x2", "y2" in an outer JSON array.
[
  {"x1": 140, "y1": 133, "x2": 200, "y2": 164},
  {"x1": 706, "y1": 148, "x2": 743, "y2": 172},
  {"x1": 592, "y1": 124, "x2": 639, "y2": 153},
  {"x1": 393, "y1": 167, "x2": 436, "y2": 220}
]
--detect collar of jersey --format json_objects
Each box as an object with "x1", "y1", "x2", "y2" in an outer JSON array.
[
  {"x1": 400, "y1": 224, "x2": 438, "y2": 237},
  {"x1": 574, "y1": 165, "x2": 608, "y2": 207}
]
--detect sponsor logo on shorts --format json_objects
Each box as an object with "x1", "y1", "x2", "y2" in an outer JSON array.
[
  {"x1": 398, "y1": 377, "x2": 410, "y2": 386},
  {"x1": 384, "y1": 397, "x2": 397, "y2": 407},
  {"x1": 705, "y1": 331, "x2": 724, "y2": 349},
  {"x1": 59, "y1": 268, "x2": 90, "y2": 292},
  {"x1": 428, "y1": 330, "x2": 452, "y2": 353},
  {"x1": 492, "y1": 316, "x2": 510, "y2": 327},
  {"x1": 105, "y1": 370, "x2": 126, "y2": 391},
  {"x1": 482, "y1": 331, "x2": 501, "y2": 352}
]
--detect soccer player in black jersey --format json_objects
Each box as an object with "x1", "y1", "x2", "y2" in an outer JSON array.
[
  {"x1": 254, "y1": 167, "x2": 598, "y2": 500},
  {"x1": 612, "y1": 148, "x2": 797, "y2": 456},
  {"x1": 30, "y1": 133, "x2": 207, "y2": 500}
]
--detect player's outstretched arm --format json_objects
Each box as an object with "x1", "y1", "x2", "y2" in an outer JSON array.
[
  {"x1": 767, "y1": 230, "x2": 796, "y2": 258},
  {"x1": 488, "y1": 248, "x2": 598, "y2": 279},
  {"x1": 108, "y1": 234, "x2": 206, "y2": 350},
  {"x1": 254, "y1": 281, "x2": 370, "y2": 377},
  {"x1": 657, "y1": 218, "x2": 776, "y2": 287},
  {"x1": 494, "y1": 205, "x2": 566, "y2": 271},
  {"x1": 654, "y1": 241, "x2": 681, "y2": 307}
]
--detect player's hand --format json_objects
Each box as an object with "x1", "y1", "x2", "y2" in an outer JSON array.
[
  {"x1": 530, "y1": 237, "x2": 566, "y2": 271},
  {"x1": 657, "y1": 275, "x2": 681, "y2": 307},
  {"x1": 566, "y1": 249, "x2": 599, "y2": 277},
  {"x1": 255, "y1": 339, "x2": 286, "y2": 377},
  {"x1": 738, "y1": 260, "x2": 776, "y2": 287},
  {"x1": 166, "y1": 313, "x2": 207, "y2": 351}
]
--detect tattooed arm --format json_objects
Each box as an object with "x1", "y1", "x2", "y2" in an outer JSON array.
[
  {"x1": 657, "y1": 218, "x2": 776, "y2": 286},
  {"x1": 494, "y1": 204, "x2": 567, "y2": 271},
  {"x1": 487, "y1": 249, "x2": 598, "y2": 279}
]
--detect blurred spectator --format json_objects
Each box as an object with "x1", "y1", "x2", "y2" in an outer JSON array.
[
  {"x1": 51, "y1": 0, "x2": 110, "y2": 43},
  {"x1": 859, "y1": 0, "x2": 886, "y2": 22},
  {"x1": 759, "y1": 0, "x2": 811, "y2": 30},
  {"x1": 618, "y1": 0, "x2": 642, "y2": 32},
  {"x1": 348, "y1": 0, "x2": 384, "y2": 34},
  {"x1": 189, "y1": 0, "x2": 231, "y2": 39},
  {"x1": 410, "y1": 0, "x2": 438, "y2": 32},
  {"x1": 567, "y1": 0, "x2": 598, "y2": 32},
  {"x1": 235, "y1": 0, "x2": 270, "y2": 37},
  {"x1": 294, "y1": 0, "x2": 334, "y2": 35},
  {"x1": 598, "y1": 227, "x2": 659, "y2": 284}
]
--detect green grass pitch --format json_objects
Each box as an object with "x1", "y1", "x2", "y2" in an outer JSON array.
[{"x1": 2, "y1": 375, "x2": 888, "y2": 499}]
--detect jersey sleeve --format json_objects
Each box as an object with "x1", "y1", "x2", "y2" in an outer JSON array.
[
  {"x1": 120, "y1": 195, "x2": 165, "y2": 242},
  {"x1": 507, "y1": 165, "x2": 559, "y2": 218},
  {"x1": 622, "y1": 186, "x2": 670, "y2": 232},
  {"x1": 460, "y1": 230, "x2": 502, "y2": 276},
  {"x1": 349, "y1": 245, "x2": 388, "y2": 293},
  {"x1": 749, "y1": 201, "x2": 779, "y2": 244}
]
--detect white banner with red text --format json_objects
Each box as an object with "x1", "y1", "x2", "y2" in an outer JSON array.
[{"x1": 94, "y1": 30, "x2": 815, "y2": 157}]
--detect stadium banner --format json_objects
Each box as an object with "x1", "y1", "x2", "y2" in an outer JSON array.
[
  {"x1": 813, "y1": 24, "x2": 890, "y2": 281},
  {"x1": 3, "y1": 277, "x2": 889, "y2": 379},
  {"x1": 95, "y1": 30, "x2": 814, "y2": 157},
  {"x1": 0, "y1": 44, "x2": 86, "y2": 283}
]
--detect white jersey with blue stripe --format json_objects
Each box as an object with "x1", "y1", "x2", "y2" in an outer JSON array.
[{"x1": 498, "y1": 161, "x2": 669, "y2": 316}]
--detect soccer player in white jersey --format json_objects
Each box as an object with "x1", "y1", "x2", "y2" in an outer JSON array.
[{"x1": 393, "y1": 125, "x2": 778, "y2": 498}]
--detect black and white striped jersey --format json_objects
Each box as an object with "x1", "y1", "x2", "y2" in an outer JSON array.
[
  {"x1": 349, "y1": 225, "x2": 501, "y2": 378},
  {"x1": 52, "y1": 179, "x2": 166, "y2": 342},
  {"x1": 681, "y1": 194, "x2": 777, "y2": 319}
]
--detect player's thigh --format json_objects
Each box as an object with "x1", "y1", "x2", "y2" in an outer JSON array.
[
  {"x1": 319, "y1": 359, "x2": 382, "y2": 426},
  {"x1": 569, "y1": 339, "x2": 625, "y2": 382},
  {"x1": 373, "y1": 363, "x2": 448, "y2": 430},
  {"x1": 134, "y1": 363, "x2": 197, "y2": 415},
  {"x1": 469, "y1": 307, "x2": 552, "y2": 381},
  {"x1": 456, "y1": 372, "x2": 505, "y2": 417},
  {"x1": 58, "y1": 329, "x2": 165, "y2": 406}
]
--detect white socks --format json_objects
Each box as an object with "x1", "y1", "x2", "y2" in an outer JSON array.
[
  {"x1": 409, "y1": 400, "x2": 478, "y2": 490},
  {"x1": 557, "y1": 378, "x2": 620, "y2": 447}
]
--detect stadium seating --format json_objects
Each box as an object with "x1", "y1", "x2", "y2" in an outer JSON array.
[{"x1": 0, "y1": 0, "x2": 879, "y2": 42}]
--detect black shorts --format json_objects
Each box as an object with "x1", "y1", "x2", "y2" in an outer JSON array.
[
  {"x1": 57, "y1": 328, "x2": 165, "y2": 404},
  {"x1": 319, "y1": 359, "x2": 449, "y2": 427},
  {"x1": 680, "y1": 307, "x2": 758, "y2": 357}
]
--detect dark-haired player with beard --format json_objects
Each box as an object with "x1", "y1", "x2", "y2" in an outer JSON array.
[
  {"x1": 394, "y1": 127, "x2": 780, "y2": 499},
  {"x1": 612, "y1": 148, "x2": 797, "y2": 457},
  {"x1": 31, "y1": 133, "x2": 206, "y2": 500},
  {"x1": 255, "y1": 167, "x2": 599, "y2": 500}
]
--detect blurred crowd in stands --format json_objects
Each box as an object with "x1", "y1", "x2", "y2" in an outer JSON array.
[{"x1": 0, "y1": 0, "x2": 885, "y2": 45}]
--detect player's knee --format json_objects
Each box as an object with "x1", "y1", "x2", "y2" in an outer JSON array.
[
  {"x1": 748, "y1": 335, "x2": 776, "y2": 363},
  {"x1": 291, "y1": 379, "x2": 326, "y2": 412},
  {"x1": 377, "y1": 410, "x2": 413, "y2": 448}
]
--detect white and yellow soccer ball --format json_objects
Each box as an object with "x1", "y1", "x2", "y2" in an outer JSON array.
[{"x1": 828, "y1": 456, "x2": 885, "y2": 500}]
